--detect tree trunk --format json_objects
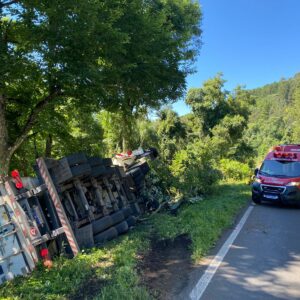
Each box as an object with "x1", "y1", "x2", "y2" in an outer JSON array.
[
  {"x1": 45, "y1": 134, "x2": 53, "y2": 157},
  {"x1": 0, "y1": 94, "x2": 10, "y2": 177},
  {"x1": 0, "y1": 91, "x2": 60, "y2": 178}
]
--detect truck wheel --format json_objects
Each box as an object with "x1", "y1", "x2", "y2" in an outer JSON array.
[
  {"x1": 126, "y1": 216, "x2": 136, "y2": 227},
  {"x1": 122, "y1": 207, "x2": 133, "y2": 219},
  {"x1": 128, "y1": 168, "x2": 144, "y2": 179},
  {"x1": 252, "y1": 193, "x2": 261, "y2": 204},
  {"x1": 139, "y1": 162, "x2": 150, "y2": 175},
  {"x1": 70, "y1": 163, "x2": 91, "y2": 177},
  {"x1": 102, "y1": 158, "x2": 112, "y2": 167},
  {"x1": 94, "y1": 227, "x2": 118, "y2": 244},
  {"x1": 66, "y1": 153, "x2": 88, "y2": 166},
  {"x1": 115, "y1": 221, "x2": 128, "y2": 235},
  {"x1": 92, "y1": 216, "x2": 113, "y2": 235},
  {"x1": 91, "y1": 165, "x2": 106, "y2": 177},
  {"x1": 88, "y1": 157, "x2": 103, "y2": 167},
  {"x1": 130, "y1": 202, "x2": 141, "y2": 216},
  {"x1": 110, "y1": 210, "x2": 125, "y2": 225}
]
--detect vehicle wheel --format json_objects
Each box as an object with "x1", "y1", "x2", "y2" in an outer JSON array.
[
  {"x1": 92, "y1": 216, "x2": 113, "y2": 235},
  {"x1": 122, "y1": 207, "x2": 133, "y2": 219},
  {"x1": 126, "y1": 216, "x2": 136, "y2": 227},
  {"x1": 88, "y1": 157, "x2": 103, "y2": 167},
  {"x1": 149, "y1": 147, "x2": 159, "y2": 159},
  {"x1": 252, "y1": 193, "x2": 261, "y2": 204},
  {"x1": 101, "y1": 167, "x2": 116, "y2": 176},
  {"x1": 66, "y1": 153, "x2": 88, "y2": 166},
  {"x1": 130, "y1": 202, "x2": 141, "y2": 216},
  {"x1": 102, "y1": 158, "x2": 112, "y2": 167},
  {"x1": 110, "y1": 210, "x2": 125, "y2": 225},
  {"x1": 134, "y1": 176, "x2": 144, "y2": 186},
  {"x1": 115, "y1": 221, "x2": 128, "y2": 235},
  {"x1": 91, "y1": 165, "x2": 106, "y2": 177},
  {"x1": 139, "y1": 162, "x2": 150, "y2": 175},
  {"x1": 128, "y1": 168, "x2": 143, "y2": 179},
  {"x1": 146, "y1": 199, "x2": 160, "y2": 211},
  {"x1": 94, "y1": 227, "x2": 118, "y2": 244},
  {"x1": 70, "y1": 163, "x2": 91, "y2": 177}
]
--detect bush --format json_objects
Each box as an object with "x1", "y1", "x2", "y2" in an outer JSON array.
[
  {"x1": 219, "y1": 159, "x2": 251, "y2": 180},
  {"x1": 169, "y1": 142, "x2": 221, "y2": 196}
]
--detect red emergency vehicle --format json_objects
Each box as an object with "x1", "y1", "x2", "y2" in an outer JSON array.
[{"x1": 252, "y1": 144, "x2": 300, "y2": 205}]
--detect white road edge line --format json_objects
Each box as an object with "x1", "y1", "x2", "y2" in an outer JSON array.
[{"x1": 189, "y1": 205, "x2": 254, "y2": 300}]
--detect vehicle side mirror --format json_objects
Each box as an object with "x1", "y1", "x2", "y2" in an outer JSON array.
[{"x1": 254, "y1": 168, "x2": 259, "y2": 176}]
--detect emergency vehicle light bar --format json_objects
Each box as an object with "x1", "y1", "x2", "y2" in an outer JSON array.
[{"x1": 273, "y1": 152, "x2": 297, "y2": 159}]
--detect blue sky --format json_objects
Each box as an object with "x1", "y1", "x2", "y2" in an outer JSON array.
[{"x1": 173, "y1": 0, "x2": 300, "y2": 115}]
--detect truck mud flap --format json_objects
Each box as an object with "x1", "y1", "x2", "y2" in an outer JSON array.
[{"x1": 75, "y1": 224, "x2": 94, "y2": 249}]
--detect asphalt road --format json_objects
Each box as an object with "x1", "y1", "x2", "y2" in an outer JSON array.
[{"x1": 180, "y1": 203, "x2": 300, "y2": 300}]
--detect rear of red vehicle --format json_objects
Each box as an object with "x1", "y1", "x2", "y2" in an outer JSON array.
[{"x1": 252, "y1": 144, "x2": 300, "y2": 205}]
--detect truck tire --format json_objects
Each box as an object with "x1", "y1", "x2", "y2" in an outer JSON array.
[
  {"x1": 88, "y1": 157, "x2": 103, "y2": 167},
  {"x1": 70, "y1": 163, "x2": 91, "y2": 177},
  {"x1": 139, "y1": 162, "x2": 150, "y2": 175},
  {"x1": 149, "y1": 147, "x2": 159, "y2": 159},
  {"x1": 92, "y1": 216, "x2": 113, "y2": 235},
  {"x1": 133, "y1": 174, "x2": 144, "y2": 184},
  {"x1": 91, "y1": 165, "x2": 106, "y2": 177},
  {"x1": 102, "y1": 158, "x2": 112, "y2": 167},
  {"x1": 122, "y1": 207, "x2": 133, "y2": 219},
  {"x1": 99, "y1": 167, "x2": 116, "y2": 176},
  {"x1": 115, "y1": 221, "x2": 128, "y2": 235},
  {"x1": 126, "y1": 216, "x2": 136, "y2": 227},
  {"x1": 252, "y1": 192, "x2": 261, "y2": 204},
  {"x1": 94, "y1": 227, "x2": 118, "y2": 244},
  {"x1": 128, "y1": 168, "x2": 143, "y2": 179},
  {"x1": 66, "y1": 153, "x2": 88, "y2": 166},
  {"x1": 130, "y1": 202, "x2": 141, "y2": 216},
  {"x1": 110, "y1": 210, "x2": 124, "y2": 225}
]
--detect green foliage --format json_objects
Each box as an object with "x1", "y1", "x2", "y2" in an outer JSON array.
[
  {"x1": 0, "y1": 0, "x2": 202, "y2": 173},
  {"x1": 219, "y1": 159, "x2": 251, "y2": 180},
  {"x1": 156, "y1": 107, "x2": 187, "y2": 162},
  {"x1": 170, "y1": 141, "x2": 221, "y2": 196},
  {"x1": 186, "y1": 74, "x2": 229, "y2": 135},
  {"x1": 245, "y1": 73, "x2": 300, "y2": 164}
]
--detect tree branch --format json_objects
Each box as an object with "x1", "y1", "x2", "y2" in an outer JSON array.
[
  {"x1": 0, "y1": 0, "x2": 19, "y2": 8},
  {"x1": 7, "y1": 89, "x2": 62, "y2": 160}
]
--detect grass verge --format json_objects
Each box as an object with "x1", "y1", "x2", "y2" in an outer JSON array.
[{"x1": 0, "y1": 181, "x2": 250, "y2": 299}]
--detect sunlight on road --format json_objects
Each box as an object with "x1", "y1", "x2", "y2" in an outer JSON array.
[{"x1": 221, "y1": 254, "x2": 300, "y2": 299}]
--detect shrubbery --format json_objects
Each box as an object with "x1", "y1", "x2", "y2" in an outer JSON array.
[
  {"x1": 218, "y1": 159, "x2": 251, "y2": 180},
  {"x1": 169, "y1": 142, "x2": 222, "y2": 196}
]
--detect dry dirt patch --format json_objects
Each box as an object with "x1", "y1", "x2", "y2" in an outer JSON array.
[{"x1": 139, "y1": 234, "x2": 194, "y2": 299}]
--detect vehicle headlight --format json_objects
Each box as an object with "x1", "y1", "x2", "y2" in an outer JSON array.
[
  {"x1": 254, "y1": 178, "x2": 262, "y2": 183},
  {"x1": 287, "y1": 182, "x2": 300, "y2": 186}
]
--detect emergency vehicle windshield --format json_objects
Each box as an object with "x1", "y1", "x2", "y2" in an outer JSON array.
[{"x1": 260, "y1": 160, "x2": 300, "y2": 177}]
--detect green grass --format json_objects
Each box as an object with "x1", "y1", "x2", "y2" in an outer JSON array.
[{"x1": 0, "y1": 181, "x2": 250, "y2": 299}]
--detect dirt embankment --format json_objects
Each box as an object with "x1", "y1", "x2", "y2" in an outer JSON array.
[{"x1": 139, "y1": 235, "x2": 194, "y2": 300}]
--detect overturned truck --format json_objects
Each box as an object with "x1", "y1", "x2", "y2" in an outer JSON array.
[{"x1": 0, "y1": 148, "x2": 157, "y2": 282}]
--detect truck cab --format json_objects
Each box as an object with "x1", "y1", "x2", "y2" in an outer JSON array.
[{"x1": 252, "y1": 144, "x2": 300, "y2": 205}]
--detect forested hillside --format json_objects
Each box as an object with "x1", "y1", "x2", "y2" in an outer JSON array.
[{"x1": 246, "y1": 73, "x2": 300, "y2": 162}]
